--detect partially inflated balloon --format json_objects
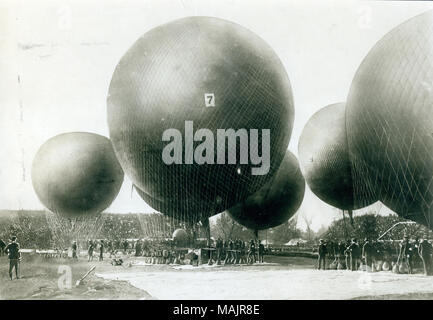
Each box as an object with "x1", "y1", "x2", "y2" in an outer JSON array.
[
  {"x1": 227, "y1": 151, "x2": 305, "y2": 230},
  {"x1": 31, "y1": 132, "x2": 124, "y2": 218},
  {"x1": 107, "y1": 16, "x2": 294, "y2": 220},
  {"x1": 172, "y1": 228, "x2": 188, "y2": 246},
  {"x1": 298, "y1": 103, "x2": 376, "y2": 210},
  {"x1": 346, "y1": 10, "x2": 433, "y2": 227}
]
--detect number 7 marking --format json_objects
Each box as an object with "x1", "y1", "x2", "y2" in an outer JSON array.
[{"x1": 204, "y1": 93, "x2": 215, "y2": 107}]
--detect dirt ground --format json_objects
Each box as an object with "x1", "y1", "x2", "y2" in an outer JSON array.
[
  {"x1": 1, "y1": 254, "x2": 433, "y2": 300},
  {"x1": 0, "y1": 255, "x2": 152, "y2": 300}
]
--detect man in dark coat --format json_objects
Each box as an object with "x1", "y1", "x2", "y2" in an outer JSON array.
[
  {"x1": 99, "y1": 240, "x2": 104, "y2": 261},
  {"x1": 317, "y1": 239, "x2": 327, "y2": 270},
  {"x1": 71, "y1": 241, "x2": 78, "y2": 259},
  {"x1": 349, "y1": 238, "x2": 361, "y2": 271},
  {"x1": 247, "y1": 240, "x2": 256, "y2": 264},
  {"x1": 5, "y1": 236, "x2": 20, "y2": 280},
  {"x1": 258, "y1": 242, "x2": 265, "y2": 263}
]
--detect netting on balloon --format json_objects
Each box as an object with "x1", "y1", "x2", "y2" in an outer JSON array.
[
  {"x1": 136, "y1": 213, "x2": 185, "y2": 239},
  {"x1": 44, "y1": 211, "x2": 106, "y2": 249},
  {"x1": 110, "y1": 17, "x2": 293, "y2": 221},
  {"x1": 347, "y1": 11, "x2": 433, "y2": 229}
]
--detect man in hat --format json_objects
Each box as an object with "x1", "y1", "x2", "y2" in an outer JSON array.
[
  {"x1": 398, "y1": 235, "x2": 413, "y2": 274},
  {"x1": 247, "y1": 239, "x2": 256, "y2": 264},
  {"x1": 348, "y1": 238, "x2": 361, "y2": 271},
  {"x1": 5, "y1": 236, "x2": 20, "y2": 280},
  {"x1": 418, "y1": 237, "x2": 433, "y2": 276},
  {"x1": 99, "y1": 240, "x2": 104, "y2": 261},
  {"x1": 317, "y1": 239, "x2": 327, "y2": 270},
  {"x1": 258, "y1": 241, "x2": 265, "y2": 263}
]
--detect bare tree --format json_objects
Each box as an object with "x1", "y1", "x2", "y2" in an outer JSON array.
[{"x1": 303, "y1": 216, "x2": 313, "y2": 241}]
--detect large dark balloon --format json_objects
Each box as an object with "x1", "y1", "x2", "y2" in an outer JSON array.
[
  {"x1": 31, "y1": 132, "x2": 124, "y2": 218},
  {"x1": 298, "y1": 103, "x2": 376, "y2": 210},
  {"x1": 107, "y1": 16, "x2": 294, "y2": 220},
  {"x1": 227, "y1": 151, "x2": 305, "y2": 230},
  {"x1": 346, "y1": 10, "x2": 433, "y2": 228},
  {"x1": 134, "y1": 185, "x2": 212, "y2": 223}
]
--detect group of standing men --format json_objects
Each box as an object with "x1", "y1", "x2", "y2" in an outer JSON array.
[
  {"x1": 318, "y1": 238, "x2": 383, "y2": 271},
  {"x1": 213, "y1": 238, "x2": 265, "y2": 265},
  {"x1": 86, "y1": 240, "x2": 105, "y2": 262},
  {"x1": 317, "y1": 236, "x2": 433, "y2": 275}
]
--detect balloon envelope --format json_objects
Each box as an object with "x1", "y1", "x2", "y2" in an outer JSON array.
[
  {"x1": 346, "y1": 10, "x2": 433, "y2": 228},
  {"x1": 227, "y1": 151, "x2": 305, "y2": 230},
  {"x1": 107, "y1": 16, "x2": 294, "y2": 220},
  {"x1": 298, "y1": 103, "x2": 376, "y2": 210},
  {"x1": 172, "y1": 228, "x2": 189, "y2": 246},
  {"x1": 31, "y1": 132, "x2": 124, "y2": 218},
  {"x1": 134, "y1": 185, "x2": 212, "y2": 223}
]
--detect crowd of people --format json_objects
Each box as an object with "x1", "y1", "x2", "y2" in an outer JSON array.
[
  {"x1": 3, "y1": 232, "x2": 433, "y2": 281},
  {"x1": 316, "y1": 235, "x2": 433, "y2": 275},
  {"x1": 79, "y1": 237, "x2": 267, "y2": 266},
  {"x1": 208, "y1": 238, "x2": 266, "y2": 265}
]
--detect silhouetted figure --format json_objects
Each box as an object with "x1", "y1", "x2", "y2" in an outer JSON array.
[
  {"x1": 317, "y1": 239, "x2": 327, "y2": 270},
  {"x1": 418, "y1": 238, "x2": 433, "y2": 275},
  {"x1": 99, "y1": 240, "x2": 104, "y2": 261},
  {"x1": 229, "y1": 239, "x2": 236, "y2": 264},
  {"x1": 135, "y1": 240, "x2": 142, "y2": 257},
  {"x1": 72, "y1": 241, "x2": 78, "y2": 259},
  {"x1": 247, "y1": 239, "x2": 256, "y2": 264},
  {"x1": 233, "y1": 239, "x2": 240, "y2": 264},
  {"x1": 344, "y1": 240, "x2": 351, "y2": 270},
  {"x1": 398, "y1": 236, "x2": 413, "y2": 274},
  {"x1": 88, "y1": 240, "x2": 94, "y2": 262},
  {"x1": 362, "y1": 238, "x2": 374, "y2": 271},
  {"x1": 348, "y1": 238, "x2": 361, "y2": 271},
  {"x1": 223, "y1": 240, "x2": 230, "y2": 264},
  {"x1": 258, "y1": 242, "x2": 265, "y2": 263},
  {"x1": 215, "y1": 238, "x2": 223, "y2": 265},
  {"x1": 123, "y1": 239, "x2": 129, "y2": 254},
  {"x1": 239, "y1": 241, "x2": 247, "y2": 264},
  {"x1": 5, "y1": 236, "x2": 20, "y2": 280}
]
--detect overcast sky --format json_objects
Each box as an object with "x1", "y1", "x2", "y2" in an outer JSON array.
[{"x1": 1, "y1": 0, "x2": 432, "y2": 231}]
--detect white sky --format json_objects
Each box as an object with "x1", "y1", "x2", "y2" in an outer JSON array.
[{"x1": 1, "y1": 0, "x2": 432, "y2": 231}]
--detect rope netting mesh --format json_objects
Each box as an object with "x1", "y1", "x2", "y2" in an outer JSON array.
[
  {"x1": 44, "y1": 211, "x2": 106, "y2": 249},
  {"x1": 136, "y1": 213, "x2": 186, "y2": 239},
  {"x1": 345, "y1": 11, "x2": 433, "y2": 229}
]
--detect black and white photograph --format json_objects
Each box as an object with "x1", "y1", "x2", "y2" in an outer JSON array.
[{"x1": 2, "y1": 0, "x2": 433, "y2": 304}]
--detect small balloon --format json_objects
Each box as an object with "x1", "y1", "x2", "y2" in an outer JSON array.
[
  {"x1": 298, "y1": 102, "x2": 377, "y2": 210},
  {"x1": 227, "y1": 151, "x2": 305, "y2": 230},
  {"x1": 32, "y1": 132, "x2": 124, "y2": 218}
]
